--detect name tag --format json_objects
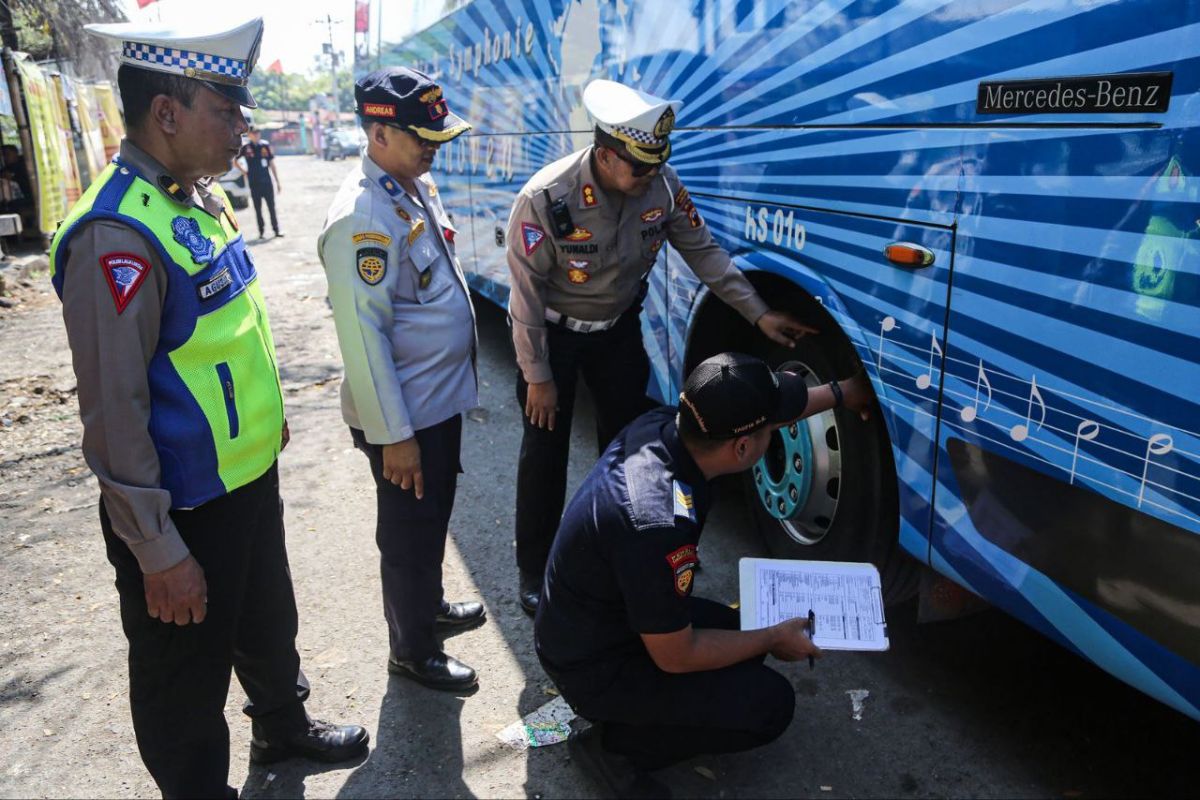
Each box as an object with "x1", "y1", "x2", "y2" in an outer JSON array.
[{"x1": 198, "y1": 267, "x2": 232, "y2": 299}]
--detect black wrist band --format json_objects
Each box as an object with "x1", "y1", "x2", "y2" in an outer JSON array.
[{"x1": 828, "y1": 380, "x2": 844, "y2": 408}]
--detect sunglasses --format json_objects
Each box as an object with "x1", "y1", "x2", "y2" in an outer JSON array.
[
  {"x1": 389, "y1": 125, "x2": 439, "y2": 149},
  {"x1": 609, "y1": 147, "x2": 661, "y2": 177}
]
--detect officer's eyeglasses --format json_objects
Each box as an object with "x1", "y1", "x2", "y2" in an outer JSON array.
[{"x1": 607, "y1": 147, "x2": 660, "y2": 178}]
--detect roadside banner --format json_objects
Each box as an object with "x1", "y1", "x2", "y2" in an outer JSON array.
[
  {"x1": 49, "y1": 73, "x2": 85, "y2": 204},
  {"x1": 72, "y1": 79, "x2": 107, "y2": 184},
  {"x1": 12, "y1": 53, "x2": 68, "y2": 235},
  {"x1": 92, "y1": 82, "x2": 124, "y2": 161},
  {"x1": 0, "y1": 59, "x2": 12, "y2": 117}
]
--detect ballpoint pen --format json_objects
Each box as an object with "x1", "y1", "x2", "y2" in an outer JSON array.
[{"x1": 807, "y1": 609, "x2": 816, "y2": 670}]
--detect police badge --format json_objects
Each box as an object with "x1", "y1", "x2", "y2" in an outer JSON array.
[{"x1": 171, "y1": 216, "x2": 215, "y2": 265}]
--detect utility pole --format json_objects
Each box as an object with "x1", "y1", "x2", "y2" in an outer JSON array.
[
  {"x1": 375, "y1": 1, "x2": 382, "y2": 71},
  {"x1": 319, "y1": 14, "x2": 341, "y2": 116}
]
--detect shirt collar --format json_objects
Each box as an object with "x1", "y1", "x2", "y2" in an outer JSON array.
[
  {"x1": 662, "y1": 414, "x2": 709, "y2": 500},
  {"x1": 362, "y1": 155, "x2": 427, "y2": 204},
  {"x1": 117, "y1": 139, "x2": 224, "y2": 216}
]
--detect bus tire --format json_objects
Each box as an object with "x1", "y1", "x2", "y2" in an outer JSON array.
[{"x1": 743, "y1": 306, "x2": 920, "y2": 606}]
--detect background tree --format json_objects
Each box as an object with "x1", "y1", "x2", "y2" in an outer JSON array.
[
  {"x1": 245, "y1": 66, "x2": 353, "y2": 117},
  {"x1": 6, "y1": 0, "x2": 127, "y2": 80}
]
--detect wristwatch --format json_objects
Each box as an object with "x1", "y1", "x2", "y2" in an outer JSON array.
[{"x1": 828, "y1": 380, "x2": 844, "y2": 408}]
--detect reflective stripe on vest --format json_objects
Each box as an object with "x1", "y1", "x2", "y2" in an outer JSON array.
[{"x1": 51, "y1": 160, "x2": 284, "y2": 509}]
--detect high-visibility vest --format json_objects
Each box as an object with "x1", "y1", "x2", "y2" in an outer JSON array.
[{"x1": 50, "y1": 159, "x2": 284, "y2": 509}]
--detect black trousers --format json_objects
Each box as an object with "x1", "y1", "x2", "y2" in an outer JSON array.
[
  {"x1": 351, "y1": 414, "x2": 462, "y2": 661},
  {"x1": 514, "y1": 309, "x2": 654, "y2": 578},
  {"x1": 249, "y1": 180, "x2": 279, "y2": 236},
  {"x1": 102, "y1": 463, "x2": 309, "y2": 799},
  {"x1": 549, "y1": 598, "x2": 796, "y2": 771}
]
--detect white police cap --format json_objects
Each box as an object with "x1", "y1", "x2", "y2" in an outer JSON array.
[
  {"x1": 86, "y1": 17, "x2": 263, "y2": 109},
  {"x1": 583, "y1": 79, "x2": 683, "y2": 165}
]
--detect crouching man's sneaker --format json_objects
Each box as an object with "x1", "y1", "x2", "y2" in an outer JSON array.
[{"x1": 249, "y1": 718, "x2": 370, "y2": 764}]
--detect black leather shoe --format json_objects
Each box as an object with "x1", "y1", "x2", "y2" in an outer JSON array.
[
  {"x1": 519, "y1": 572, "x2": 541, "y2": 618},
  {"x1": 249, "y1": 718, "x2": 369, "y2": 765},
  {"x1": 388, "y1": 652, "x2": 478, "y2": 692},
  {"x1": 567, "y1": 725, "x2": 672, "y2": 799},
  {"x1": 436, "y1": 600, "x2": 486, "y2": 631}
]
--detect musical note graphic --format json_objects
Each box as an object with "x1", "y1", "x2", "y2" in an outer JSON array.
[
  {"x1": 915, "y1": 332, "x2": 942, "y2": 390},
  {"x1": 1069, "y1": 419, "x2": 1101, "y2": 484},
  {"x1": 1009, "y1": 375, "x2": 1046, "y2": 442},
  {"x1": 877, "y1": 316, "x2": 897, "y2": 371},
  {"x1": 1137, "y1": 433, "x2": 1175, "y2": 507},
  {"x1": 958, "y1": 360, "x2": 993, "y2": 423}
]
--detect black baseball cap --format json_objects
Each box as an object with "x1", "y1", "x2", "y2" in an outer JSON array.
[
  {"x1": 354, "y1": 67, "x2": 472, "y2": 142},
  {"x1": 678, "y1": 353, "x2": 809, "y2": 439}
]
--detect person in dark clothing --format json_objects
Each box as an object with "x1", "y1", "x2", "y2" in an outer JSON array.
[
  {"x1": 1, "y1": 144, "x2": 32, "y2": 199},
  {"x1": 237, "y1": 125, "x2": 283, "y2": 238},
  {"x1": 1, "y1": 143, "x2": 36, "y2": 238},
  {"x1": 535, "y1": 352, "x2": 874, "y2": 798}
]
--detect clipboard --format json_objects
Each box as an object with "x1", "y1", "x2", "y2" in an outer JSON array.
[{"x1": 738, "y1": 557, "x2": 889, "y2": 652}]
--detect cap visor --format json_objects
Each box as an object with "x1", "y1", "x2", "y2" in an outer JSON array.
[
  {"x1": 202, "y1": 80, "x2": 257, "y2": 109},
  {"x1": 408, "y1": 112, "x2": 472, "y2": 142},
  {"x1": 769, "y1": 363, "x2": 810, "y2": 425}
]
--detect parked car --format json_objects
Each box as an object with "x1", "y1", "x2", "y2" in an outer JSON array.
[
  {"x1": 217, "y1": 167, "x2": 249, "y2": 209},
  {"x1": 322, "y1": 128, "x2": 362, "y2": 160}
]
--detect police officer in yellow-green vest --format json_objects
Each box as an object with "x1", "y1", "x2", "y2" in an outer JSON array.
[{"x1": 51, "y1": 18, "x2": 367, "y2": 797}]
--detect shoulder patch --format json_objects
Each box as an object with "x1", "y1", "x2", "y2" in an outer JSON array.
[
  {"x1": 521, "y1": 222, "x2": 546, "y2": 256},
  {"x1": 665, "y1": 543, "x2": 699, "y2": 597},
  {"x1": 674, "y1": 187, "x2": 703, "y2": 228},
  {"x1": 357, "y1": 247, "x2": 388, "y2": 285},
  {"x1": 673, "y1": 480, "x2": 696, "y2": 522},
  {"x1": 352, "y1": 231, "x2": 393, "y2": 247},
  {"x1": 100, "y1": 253, "x2": 150, "y2": 314}
]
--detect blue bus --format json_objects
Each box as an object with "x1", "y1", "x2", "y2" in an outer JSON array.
[{"x1": 373, "y1": 0, "x2": 1200, "y2": 721}]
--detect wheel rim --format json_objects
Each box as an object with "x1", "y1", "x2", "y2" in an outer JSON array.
[{"x1": 751, "y1": 362, "x2": 842, "y2": 546}]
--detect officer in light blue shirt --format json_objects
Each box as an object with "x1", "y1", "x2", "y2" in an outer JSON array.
[{"x1": 319, "y1": 67, "x2": 482, "y2": 692}]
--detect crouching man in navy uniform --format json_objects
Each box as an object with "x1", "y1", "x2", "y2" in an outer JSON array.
[
  {"x1": 51, "y1": 18, "x2": 367, "y2": 797},
  {"x1": 535, "y1": 353, "x2": 873, "y2": 798}
]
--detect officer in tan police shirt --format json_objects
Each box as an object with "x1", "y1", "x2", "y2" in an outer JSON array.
[{"x1": 506, "y1": 79, "x2": 815, "y2": 615}]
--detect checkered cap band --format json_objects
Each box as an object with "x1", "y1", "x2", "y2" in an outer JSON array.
[
  {"x1": 612, "y1": 125, "x2": 663, "y2": 146},
  {"x1": 123, "y1": 41, "x2": 249, "y2": 84}
]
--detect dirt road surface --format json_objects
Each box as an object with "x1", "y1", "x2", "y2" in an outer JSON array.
[{"x1": 3, "y1": 154, "x2": 1199, "y2": 800}]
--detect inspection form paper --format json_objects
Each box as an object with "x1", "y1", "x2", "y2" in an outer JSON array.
[{"x1": 738, "y1": 558, "x2": 889, "y2": 651}]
